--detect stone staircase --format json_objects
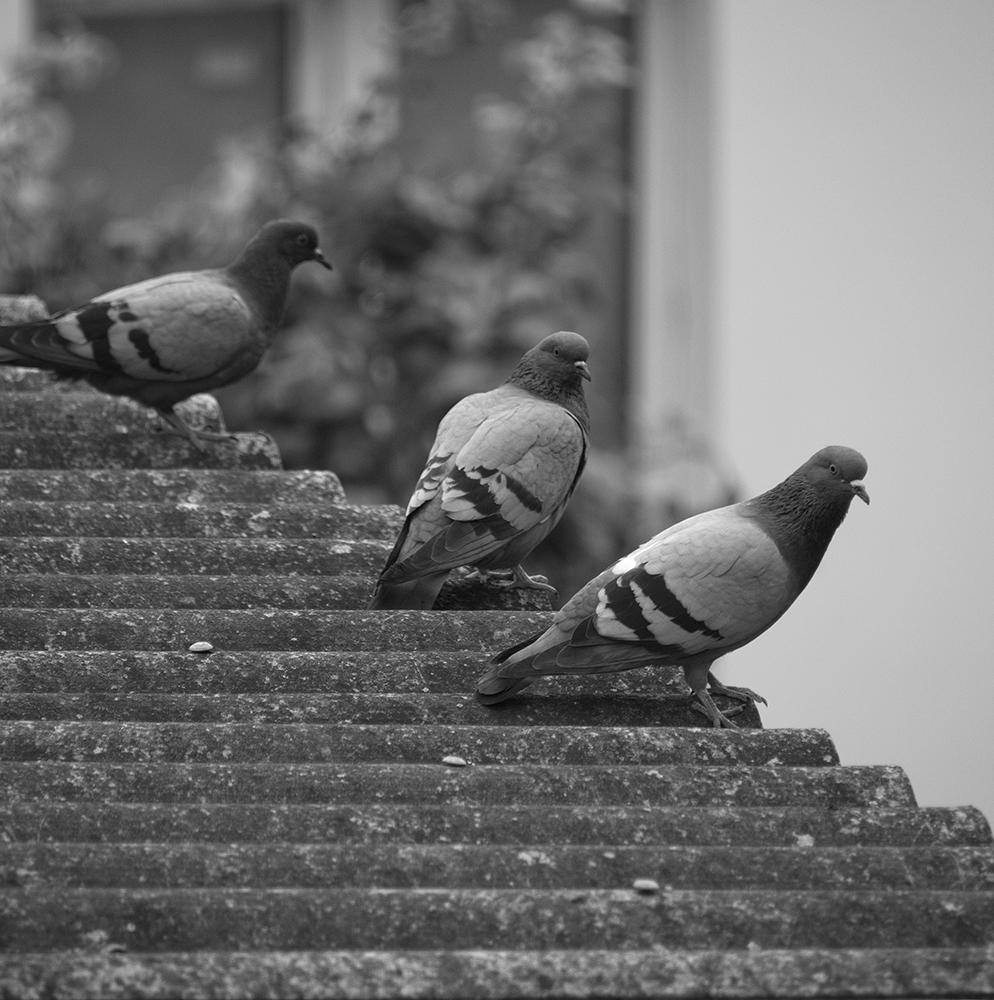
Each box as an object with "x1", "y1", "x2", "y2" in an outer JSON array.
[{"x1": 0, "y1": 365, "x2": 991, "y2": 999}]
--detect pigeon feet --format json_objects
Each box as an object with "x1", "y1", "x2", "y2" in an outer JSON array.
[
  {"x1": 690, "y1": 689, "x2": 745, "y2": 729},
  {"x1": 705, "y1": 671, "x2": 768, "y2": 707},
  {"x1": 157, "y1": 412, "x2": 237, "y2": 453},
  {"x1": 508, "y1": 565, "x2": 559, "y2": 596}
]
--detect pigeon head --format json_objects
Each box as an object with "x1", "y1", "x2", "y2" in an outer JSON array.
[
  {"x1": 529, "y1": 331, "x2": 591, "y2": 382},
  {"x1": 242, "y1": 220, "x2": 332, "y2": 272},
  {"x1": 804, "y1": 445, "x2": 870, "y2": 505}
]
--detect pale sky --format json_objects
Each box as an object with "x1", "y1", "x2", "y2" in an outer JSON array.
[{"x1": 713, "y1": 0, "x2": 994, "y2": 824}]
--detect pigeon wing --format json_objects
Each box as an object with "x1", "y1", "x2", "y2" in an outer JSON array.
[{"x1": 4, "y1": 272, "x2": 255, "y2": 383}]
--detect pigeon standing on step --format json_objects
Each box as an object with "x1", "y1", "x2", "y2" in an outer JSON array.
[
  {"x1": 368, "y1": 331, "x2": 592, "y2": 610},
  {"x1": 0, "y1": 220, "x2": 332, "y2": 450},
  {"x1": 477, "y1": 446, "x2": 869, "y2": 728}
]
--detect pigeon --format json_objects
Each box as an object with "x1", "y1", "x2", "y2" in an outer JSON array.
[
  {"x1": 0, "y1": 220, "x2": 331, "y2": 450},
  {"x1": 368, "y1": 331, "x2": 592, "y2": 610},
  {"x1": 477, "y1": 445, "x2": 869, "y2": 728}
]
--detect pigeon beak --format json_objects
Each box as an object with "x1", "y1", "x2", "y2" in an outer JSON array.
[
  {"x1": 574, "y1": 360, "x2": 591, "y2": 381},
  {"x1": 852, "y1": 482, "x2": 870, "y2": 505},
  {"x1": 312, "y1": 248, "x2": 333, "y2": 270}
]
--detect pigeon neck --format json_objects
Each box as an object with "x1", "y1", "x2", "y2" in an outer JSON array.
[
  {"x1": 506, "y1": 363, "x2": 591, "y2": 435},
  {"x1": 749, "y1": 473, "x2": 854, "y2": 590},
  {"x1": 226, "y1": 245, "x2": 294, "y2": 331}
]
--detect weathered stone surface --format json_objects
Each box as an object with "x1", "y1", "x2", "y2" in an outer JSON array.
[
  {"x1": 1, "y1": 887, "x2": 990, "y2": 951},
  {"x1": 1, "y1": 948, "x2": 991, "y2": 1000},
  {"x1": 0, "y1": 608, "x2": 556, "y2": 651},
  {"x1": 0, "y1": 538, "x2": 389, "y2": 576},
  {"x1": 0, "y1": 500, "x2": 402, "y2": 539},
  {"x1": 0, "y1": 391, "x2": 225, "y2": 435},
  {"x1": 0, "y1": 573, "x2": 376, "y2": 610},
  {"x1": 0, "y1": 690, "x2": 754, "y2": 728},
  {"x1": 1, "y1": 801, "x2": 987, "y2": 848},
  {"x1": 0, "y1": 760, "x2": 912, "y2": 809},
  {"x1": 0, "y1": 650, "x2": 687, "y2": 696},
  {"x1": 2, "y1": 722, "x2": 840, "y2": 766},
  {"x1": 0, "y1": 468, "x2": 348, "y2": 504},
  {"x1": 0, "y1": 298, "x2": 48, "y2": 325},
  {"x1": 3, "y1": 361, "x2": 992, "y2": 998},
  {"x1": 3, "y1": 841, "x2": 989, "y2": 891},
  {"x1": 0, "y1": 430, "x2": 282, "y2": 470}
]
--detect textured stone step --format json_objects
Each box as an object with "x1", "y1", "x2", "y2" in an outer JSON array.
[
  {"x1": 0, "y1": 468, "x2": 348, "y2": 503},
  {"x1": 0, "y1": 390, "x2": 225, "y2": 435},
  {"x1": 0, "y1": 500, "x2": 402, "y2": 539},
  {"x1": 1, "y1": 365, "x2": 104, "y2": 392},
  {"x1": 0, "y1": 649, "x2": 688, "y2": 696},
  {"x1": 4, "y1": 842, "x2": 989, "y2": 891},
  {"x1": 0, "y1": 429, "x2": 282, "y2": 470},
  {"x1": 0, "y1": 690, "x2": 737, "y2": 728},
  {"x1": 0, "y1": 573, "x2": 375, "y2": 610},
  {"x1": 0, "y1": 608, "x2": 555, "y2": 651},
  {"x1": 0, "y1": 537, "x2": 388, "y2": 576},
  {"x1": 1, "y1": 800, "x2": 986, "y2": 847},
  {"x1": 0, "y1": 722, "x2": 839, "y2": 767},
  {"x1": 0, "y1": 948, "x2": 989, "y2": 1000},
  {"x1": 2, "y1": 887, "x2": 990, "y2": 952},
  {"x1": 0, "y1": 761, "x2": 906, "y2": 812}
]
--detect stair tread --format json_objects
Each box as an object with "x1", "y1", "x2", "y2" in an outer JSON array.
[
  {"x1": 0, "y1": 948, "x2": 989, "y2": 1000},
  {"x1": 2, "y1": 801, "x2": 986, "y2": 846},
  {"x1": 3, "y1": 886, "x2": 990, "y2": 952},
  {"x1": 4, "y1": 841, "x2": 990, "y2": 890}
]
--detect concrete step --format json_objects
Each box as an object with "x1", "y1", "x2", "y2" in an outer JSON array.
[
  {"x1": 0, "y1": 948, "x2": 988, "y2": 1000},
  {"x1": 0, "y1": 690, "x2": 734, "y2": 728},
  {"x1": 3, "y1": 842, "x2": 989, "y2": 891},
  {"x1": 0, "y1": 500, "x2": 402, "y2": 539},
  {"x1": 0, "y1": 608, "x2": 556, "y2": 651},
  {"x1": 0, "y1": 537, "x2": 389, "y2": 575},
  {"x1": 0, "y1": 573, "x2": 375, "y2": 610},
  {"x1": 1, "y1": 799, "x2": 986, "y2": 847},
  {"x1": 0, "y1": 758, "x2": 904, "y2": 806},
  {"x1": 0, "y1": 365, "x2": 104, "y2": 392},
  {"x1": 2, "y1": 887, "x2": 990, "y2": 952},
  {"x1": 0, "y1": 429, "x2": 283, "y2": 470},
  {"x1": 0, "y1": 388, "x2": 225, "y2": 432},
  {"x1": 0, "y1": 722, "x2": 840, "y2": 767},
  {"x1": 0, "y1": 390, "x2": 225, "y2": 435},
  {"x1": 0, "y1": 649, "x2": 688, "y2": 696},
  {"x1": 0, "y1": 468, "x2": 349, "y2": 503}
]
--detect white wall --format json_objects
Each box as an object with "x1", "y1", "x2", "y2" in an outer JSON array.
[{"x1": 711, "y1": 0, "x2": 994, "y2": 823}]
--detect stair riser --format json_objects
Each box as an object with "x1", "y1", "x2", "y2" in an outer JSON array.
[
  {"x1": 0, "y1": 692, "x2": 747, "y2": 728},
  {"x1": 1, "y1": 802, "x2": 985, "y2": 847},
  {"x1": 0, "y1": 757, "x2": 907, "y2": 806},
  {"x1": 0, "y1": 503, "x2": 402, "y2": 540},
  {"x1": 0, "y1": 948, "x2": 988, "y2": 1000},
  {"x1": 0, "y1": 469, "x2": 348, "y2": 504},
  {"x1": 3, "y1": 843, "x2": 989, "y2": 891},
  {"x1": 0, "y1": 575, "x2": 376, "y2": 610},
  {"x1": 0, "y1": 723, "x2": 852, "y2": 769},
  {"x1": 0, "y1": 432, "x2": 282, "y2": 470},
  {"x1": 0, "y1": 393, "x2": 223, "y2": 434},
  {"x1": 0, "y1": 609, "x2": 562, "y2": 652},
  {"x1": 2, "y1": 888, "x2": 989, "y2": 951},
  {"x1": 0, "y1": 539, "x2": 387, "y2": 576}
]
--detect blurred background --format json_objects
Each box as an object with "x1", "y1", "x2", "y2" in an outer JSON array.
[{"x1": 1, "y1": 0, "x2": 991, "y2": 824}]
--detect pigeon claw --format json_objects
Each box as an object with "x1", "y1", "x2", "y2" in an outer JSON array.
[
  {"x1": 508, "y1": 565, "x2": 559, "y2": 596},
  {"x1": 690, "y1": 689, "x2": 744, "y2": 729},
  {"x1": 705, "y1": 672, "x2": 768, "y2": 707}
]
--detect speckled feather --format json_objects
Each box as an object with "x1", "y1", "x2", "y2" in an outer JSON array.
[
  {"x1": 477, "y1": 445, "x2": 869, "y2": 727},
  {"x1": 0, "y1": 220, "x2": 330, "y2": 445},
  {"x1": 369, "y1": 331, "x2": 591, "y2": 610}
]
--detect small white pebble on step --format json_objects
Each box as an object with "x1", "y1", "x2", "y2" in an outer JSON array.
[
  {"x1": 188, "y1": 641, "x2": 214, "y2": 653},
  {"x1": 632, "y1": 879, "x2": 660, "y2": 894},
  {"x1": 442, "y1": 755, "x2": 468, "y2": 767}
]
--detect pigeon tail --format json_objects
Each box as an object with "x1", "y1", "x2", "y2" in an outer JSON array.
[{"x1": 367, "y1": 574, "x2": 448, "y2": 610}]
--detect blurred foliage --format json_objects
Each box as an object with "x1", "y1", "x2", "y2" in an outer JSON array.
[{"x1": 0, "y1": 0, "x2": 735, "y2": 599}]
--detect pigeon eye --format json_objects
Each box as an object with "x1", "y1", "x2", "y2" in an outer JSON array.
[
  {"x1": 829, "y1": 463, "x2": 839, "y2": 475},
  {"x1": 296, "y1": 234, "x2": 308, "y2": 246}
]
